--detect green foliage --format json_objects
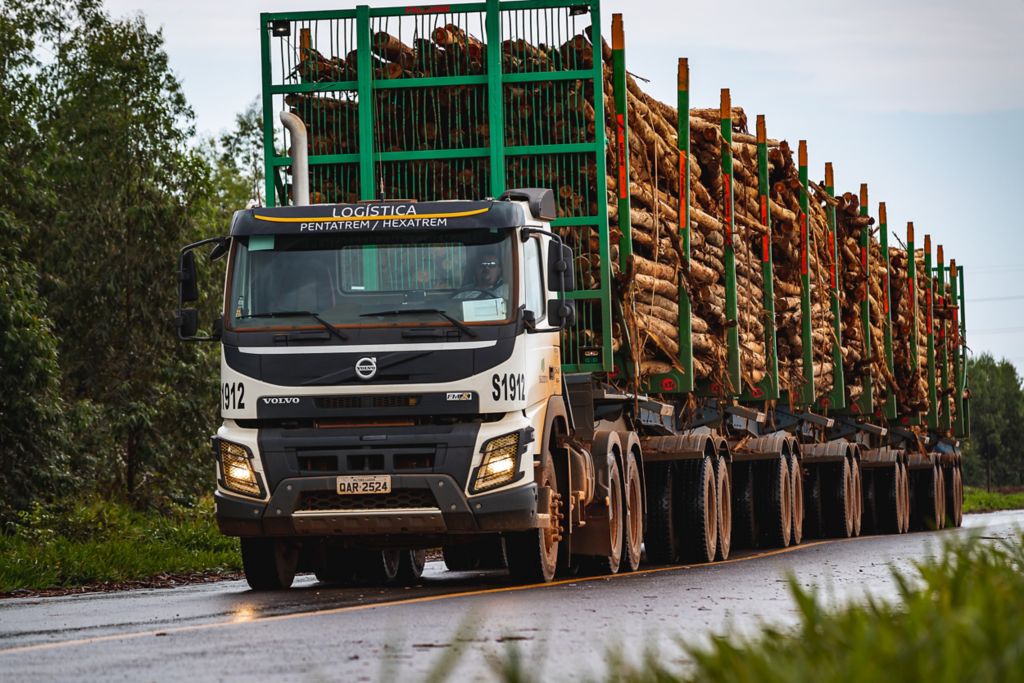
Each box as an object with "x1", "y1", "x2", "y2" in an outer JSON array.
[
  {"x1": 0, "y1": 496, "x2": 239, "y2": 591},
  {"x1": 962, "y1": 354, "x2": 1024, "y2": 489},
  {"x1": 963, "y1": 486, "x2": 1024, "y2": 514},
  {"x1": 0, "y1": 0, "x2": 259, "y2": 517}
]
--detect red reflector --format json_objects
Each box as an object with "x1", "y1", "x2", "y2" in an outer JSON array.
[{"x1": 661, "y1": 377, "x2": 677, "y2": 391}]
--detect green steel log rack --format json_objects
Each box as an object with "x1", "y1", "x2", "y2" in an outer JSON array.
[
  {"x1": 259, "y1": 0, "x2": 614, "y2": 373},
  {"x1": 822, "y1": 162, "x2": 846, "y2": 411}
]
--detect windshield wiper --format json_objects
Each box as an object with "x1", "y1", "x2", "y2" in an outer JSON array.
[
  {"x1": 360, "y1": 308, "x2": 478, "y2": 338},
  {"x1": 239, "y1": 310, "x2": 348, "y2": 341}
]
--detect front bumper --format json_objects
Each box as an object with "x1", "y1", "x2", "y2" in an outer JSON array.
[{"x1": 215, "y1": 476, "x2": 539, "y2": 537}]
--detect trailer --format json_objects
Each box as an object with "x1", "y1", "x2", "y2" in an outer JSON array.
[{"x1": 176, "y1": 0, "x2": 968, "y2": 590}]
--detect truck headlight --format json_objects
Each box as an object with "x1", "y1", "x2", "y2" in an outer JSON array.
[
  {"x1": 219, "y1": 440, "x2": 261, "y2": 497},
  {"x1": 471, "y1": 432, "x2": 521, "y2": 493}
]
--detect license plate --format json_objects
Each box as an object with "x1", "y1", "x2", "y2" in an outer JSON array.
[{"x1": 336, "y1": 475, "x2": 391, "y2": 495}]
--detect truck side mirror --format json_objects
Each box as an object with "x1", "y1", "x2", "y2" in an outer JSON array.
[
  {"x1": 179, "y1": 250, "x2": 199, "y2": 303},
  {"x1": 547, "y1": 241, "x2": 575, "y2": 292},
  {"x1": 547, "y1": 299, "x2": 576, "y2": 329},
  {"x1": 176, "y1": 308, "x2": 199, "y2": 338}
]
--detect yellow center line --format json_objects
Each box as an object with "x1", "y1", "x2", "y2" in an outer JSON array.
[
  {"x1": 0, "y1": 536, "x2": 854, "y2": 657},
  {"x1": 252, "y1": 208, "x2": 489, "y2": 223}
]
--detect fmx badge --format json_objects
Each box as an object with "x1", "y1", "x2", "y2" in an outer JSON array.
[
  {"x1": 355, "y1": 357, "x2": 377, "y2": 380},
  {"x1": 446, "y1": 392, "x2": 473, "y2": 402}
]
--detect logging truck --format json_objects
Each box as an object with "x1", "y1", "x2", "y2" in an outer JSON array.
[{"x1": 177, "y1": 0, "x2": 969, "y2": 590}]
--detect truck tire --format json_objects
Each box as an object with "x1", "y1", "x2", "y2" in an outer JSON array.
[
  {"x1": 715, "y1": 454, "x2": 732, "y2": 561},
  {"x1": 353, "y1": 549, "x2": 400, "y2": 585},
  {"x1": 583, "y1": 455, "x2": 623, "y2": 575},
  {"x1": 761, "y1": 455, "x2": 792, "y2": 548},
  {"x1": 679, "y1": 456, "x2": 717, "y2": 563},
  {"x1": 804, "y1": 465, "x2": 825, "y2": 539},
  {"x1": 950, "y1": 466, "x2": 964, "y2": 528},
  {"x1": 732, "y1": 462, "x2": 756, "y2": 548},
  {"x1": 900, "y1": 462, "x2": 911, "y2": 533},
  {"x1": 851, "y1": 457, "x2": 863, "y2": 537},
  {"x1": 242, "y1": 537, "x2": 298, "y2": 591},
  {"x1": 920, "y1": 464, "x2": 942, "y2": 531},
  {"x1": 825, "y1": 458, "x2": 853, "y2": 538},
  {"x1": 877, "y1": 464, "x2": 900, "y2": 534},
  {"x1": 506, "y1": 457, "x2": 560, "y2": 583},
  {"x1": 396, "y1": 549, "x2": 427, "y2": 583},
  {"x1": 620, "y1": 448, "x2": 644, "y2": 572},
  {"x1": 442, "y1": 543, "x2": 479, "y2": 571},
  {"x1": 789, "y1": 453, "x2": 804, "y2": 546},
  {"x1": 643, "y1": 462, "x2": 679, "y2": 564}
]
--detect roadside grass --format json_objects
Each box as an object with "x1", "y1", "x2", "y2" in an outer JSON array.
[
  {"x1": 586, "y1": 531, "x2": 1024, "y2": 683},
  {"x1": 0, "y1": 497, "x2": 239, "y2": 592},
  {"x1": 963, "y1": 486, "x2": 1024, "y2": 514}
]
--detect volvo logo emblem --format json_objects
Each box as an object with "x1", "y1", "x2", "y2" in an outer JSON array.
[{"x1": 355, "y1": 356, "x2": 377, "y2": 380}]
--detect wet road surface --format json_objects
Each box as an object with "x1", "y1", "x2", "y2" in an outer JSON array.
[{"x1": 1, "y1": 510, "x2": 1021, "y2": 681}]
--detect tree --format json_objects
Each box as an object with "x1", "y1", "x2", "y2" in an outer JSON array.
[
  {"x1": 31, "y1": 4, "x2": 222, "y2": 500},
  {"x1": 962, "y1": 354, "x2": 1024, "y2": 490},
  {"x1": 219, "y1": 99, "x2": 266, "y2": 206},
  {"x1": 0, "y1": 0, "x2": 71, "y2": 520}
]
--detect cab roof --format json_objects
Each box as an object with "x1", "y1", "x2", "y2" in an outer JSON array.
[{"x1": 230, "y1": 199, "x2": 526, "y2": 237}]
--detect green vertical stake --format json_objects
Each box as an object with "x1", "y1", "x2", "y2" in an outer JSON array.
[
  {"x1": 906, "y1": 222, "x2": 920, "y2": 424},
  {"x1": 485, "y1": 0, "x2": 505, "y2": 198},
  {"x1": 356, "y1": 5, "x2": 375, "y2": 200},
  {"x1": 879, "y1": 203, "x2": 897, "y2": 419},
  {"x1": 755, "y1": 115, "x2": 778, "y2": 400},
  {"x1": 958, "y1": 265, "x2": 970, "y2": 438},
  {"x1": 260, "y1": 14, "x2": 276, "y2": 206},
  {"x1": 721, "y1": 88, "x2": 741, "y2": 396},
  {"x1": 924, "y1": 234, "x2": 938, "y2": 430},
  {"x1": 612, "y1": 15, "x2": 632, "y2": 273},
  {"x1": 936, "y1": 244, "x2": 951, "y2": 434},
  {"x1": 950, "y1": 258, "x2": 964, "y2": 436},
  {"x1": 825, "y1": 163, "x2": 845, "y2": 409},
  {"x1": 798, "y1": 141, "x2": 814, "y2": 407},
  {"x1": 677, "y1": 58, "x2": 694, "y2": 392},
  {"x1": 857, "y1": 183, "x2": 873, "y2": 415}
]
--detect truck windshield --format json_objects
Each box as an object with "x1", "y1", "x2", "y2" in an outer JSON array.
[{"x1": 227, "y1": 229, "x2": 515, "y2": 330}]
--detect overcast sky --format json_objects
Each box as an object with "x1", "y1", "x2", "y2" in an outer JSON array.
[{"x1": 107, "y1": 0, "x2": 1024, "y2": 371}]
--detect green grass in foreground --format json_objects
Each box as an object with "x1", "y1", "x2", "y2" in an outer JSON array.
[
  {"x1": 583, "y1": 532, "x2": 1024, "y2": 683},
  {"x1": 0, "y1": 497, "x2": 239, "y2": 592},
  {"x1": 963, "y1": 486, "x2": 1024, "y2": 514}
]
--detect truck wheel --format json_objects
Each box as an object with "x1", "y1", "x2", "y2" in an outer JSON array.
[
  {"x1": 241, "y1": 537, "x2": 298, "y2": 591},
  {"x1": 901, "y1": 464, "x2": 909, "y2": 532},
  {"x1": 643, "y1": 462, "x2": 679, "y2": 564},
  {"x1": 851, "y1": 458, "x2": 863, "y2": 537},
  {"x1": 789, "y1": 453, "x2": 804, "y2": 546},
  {"x1": 585, "y1": 455, "x2": 623, "y2": 575},
  {"x1": 715, "y1": 454, "x2": 732, "y2": 560},
  {"x1": 921, "y1": 464, "x2": 942, "y2": 531},
  {"x1": 396, "y1": 549, "x2": 427, "y2": 583},
  {"x1": 506, "y1": 457, "x2": 560, "y2": 583},
  {"x1": 442, "y1": 543, "x2": 479, "y2": 572},
  {"x1": 804, "y1": 465, "x2": 825, "y2": 539},
  {"x1": 951, "y1": 466, "x2": 964, "y2": 528},
  {"x1": 936, "y1": 466, "x2": 946, "y2": 530},
  {"x1": 354, "y1": 549, "x2": 400, "y2": 585},
  {"x1": 761, "y1": 455, "x2": 792, "y2": 548},
  {"x1": 878, "y1": 464, "x2": 900, "y2": 534},
  {"x1": 826, "y1": 458, "x2": 853, "y2": 538},
  {"x1": 620, "y1": 449, "x2": 644, "y2": 572},
  {"x1": 732, "y1": 462, "x2": 756, "y2": 548},
  {"x1": 679, "y1": 456, "x2": 717, "y2": 563}
]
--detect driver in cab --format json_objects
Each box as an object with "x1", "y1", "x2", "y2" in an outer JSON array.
[{"x1": 454, "y1": 248, "x2": 509, "y2": 302}]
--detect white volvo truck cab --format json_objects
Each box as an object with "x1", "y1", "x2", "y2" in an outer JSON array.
[{"x1": 177, "y1": 188, "x2": 580, "y2": 589}]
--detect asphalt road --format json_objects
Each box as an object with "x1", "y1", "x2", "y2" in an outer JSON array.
[{"x1": 1, "y1": 510, "x2": 1021, "y2": 682}]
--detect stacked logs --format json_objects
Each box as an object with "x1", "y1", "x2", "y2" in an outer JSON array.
[
  {"x1": 887, "y1": 230, "x2": 929, "y2": 413},
  {"x1": 283, "y1": 26, "x2": 932, "y2": 407}
]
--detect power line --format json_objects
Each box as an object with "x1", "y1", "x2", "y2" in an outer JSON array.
[
  {"x1": 967, "y1": 295, "x2": 1024, "y2": 303},
  {"x1": 970, "y1": 326, "x2": 1024, "y2": 335}
]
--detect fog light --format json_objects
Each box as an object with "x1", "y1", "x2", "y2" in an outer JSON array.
[
  {"x1": 471, "y1": 432, "x2": 521, "y2": 493},
  {"x1": 220, "y1": 441, "x2": 260, "y2": 497}
]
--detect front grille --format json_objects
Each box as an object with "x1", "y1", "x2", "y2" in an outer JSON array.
[
  {"x1": 315, "y1": 396, "x2": 362, "y2": 409},
  {"x1": 314, "y1": 395, "x2": 421, "y2": 410},
  {"x1": 297, "y1": 489, "x2": 437, "y2": 512}
]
